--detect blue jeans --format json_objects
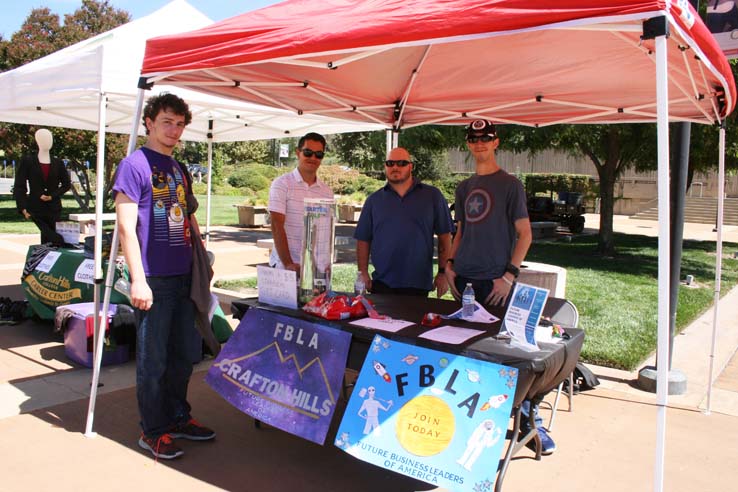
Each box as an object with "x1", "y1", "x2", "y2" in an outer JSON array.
[
  {"x1": 521, "y1": 400, "x2": 544, "y2": 427},
  {"x1": 135, "y1": 274, "x2": 201, "y2": 437}
]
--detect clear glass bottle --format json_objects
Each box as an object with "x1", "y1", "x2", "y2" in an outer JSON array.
[
  {"x1": 462, "y1": 283, "x2": 475, "y2": 319},
  {"x1": 114, "y1": 277, "x2": 131, "y2": 301},
  {"x1": 354, "y1": 273, "x2": 366, "y2": 296},
  {"x1": 299, "y1": 198, "x2": 336, "y2": 303}
]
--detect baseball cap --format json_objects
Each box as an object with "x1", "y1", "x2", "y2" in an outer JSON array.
[{"x1": 466, "y1": 119, "x2": 497, "y2": 138}]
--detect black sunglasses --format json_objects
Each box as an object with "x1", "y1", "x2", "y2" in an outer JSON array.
[
  {"x1": 299, "y1": 148, "x2": 325, "y2": 159},
  {"x1": 385, "y1": 160, "x2": 411, "y2": 167},
  {"x1": 466, "y1": 135, "x2": 496, "y2": 143}
]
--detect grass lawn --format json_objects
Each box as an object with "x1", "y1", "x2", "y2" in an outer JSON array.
[
  {"x1": 192, "y1": 194, "x2": 245, "y2": 227},
  {"x1": 4, "y1": 193, "x2": 736, "y2": 371},
  {"x1": 0, "y1": 194, "x2": 244, "y2": 233},
  {"x1": 526, "y1": 234, "x2": 738, "y2": 370},
  {"x1": 216, "y1": 234, "x2": 738, "y2": 371},
  {"x1": 0, "y1": 195, "x2": 87, "y2": 234}
]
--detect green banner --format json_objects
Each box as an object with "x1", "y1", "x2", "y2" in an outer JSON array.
[{"x1": 22, "y1": 246, "x2": 129, "y2": 320}]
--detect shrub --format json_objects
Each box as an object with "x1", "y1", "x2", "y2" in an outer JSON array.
[
  {"x1": 228, "y1": 170, "x2": 271, "y2": 190},
  {"x1": 317, "y1": 164, "x2": 383, "y2": 195},
  {"x1": 432, "y1": 174, "x2": 467, "y2": 202},
  {"x1": 240, "y1": 188, "x2": 270, "y2": 206},
  {"x1": 235, "y1": 162, "x2": 282, "y2": 180}
]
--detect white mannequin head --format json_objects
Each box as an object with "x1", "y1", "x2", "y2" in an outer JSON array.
[{"x1": 35, "y1": 129, "x2": 53, "y2": 162}]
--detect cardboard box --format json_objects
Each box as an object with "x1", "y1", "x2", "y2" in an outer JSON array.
[{"x1": 58, "y1": 302, "x2": 129, "y2": 367}]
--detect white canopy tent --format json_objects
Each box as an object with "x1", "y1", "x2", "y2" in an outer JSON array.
[
  {"x1": 0, "y1": 0, "x2": 381, "y2": 142},
  {"x1": 0, "y1": 0, "x2": 383, "y2": 439}
]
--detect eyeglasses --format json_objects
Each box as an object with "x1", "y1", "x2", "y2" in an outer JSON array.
[
  {"x1": 385, "y1": 160, "x2": 411, "y2": 167},
  {"x1": 299, "y1": 148, "x2": 325, "y2": 159},
  {"x1": 466, "y1": 135, "x2": 496, "y2": 143}
]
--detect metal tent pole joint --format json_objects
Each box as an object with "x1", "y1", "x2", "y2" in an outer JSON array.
[{"x1": 642, "y1": 16, "x2": 670, "y2": 41}]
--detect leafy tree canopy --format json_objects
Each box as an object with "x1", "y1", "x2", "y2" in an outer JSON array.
[
  {"x1": 330, "y1": 125, "x2": 465, "y2": 181},
  {"x1": 0, "y1": 1, "x2": 131, "y2": 168}
]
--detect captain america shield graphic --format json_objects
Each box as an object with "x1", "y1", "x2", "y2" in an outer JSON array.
[{"x1": 465, "y1": 188, "x2": 493, "y2": 223}]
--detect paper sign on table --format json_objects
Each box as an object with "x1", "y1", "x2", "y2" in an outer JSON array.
[
  {"x1": 349, "y1": 317, "x2": 414, "y2": 332},
  {"x1": 501, "y1": 283, "x2": 549, "y2": 350},
  {"x1": 35, "y1": 251, "x2": 62, "y2": 273},
  {"x1": 73, "y1": 259, "x2": 95, "y2": 285},
  {"x1": 418, "y1": 326, "x2": 485, "y2": 344},
  {"x1": 56, "y1": 221, "x2": 81, "y2": 244},
  {"x1": 257, "y1": 265, "x2": 297, "y2": 309}
]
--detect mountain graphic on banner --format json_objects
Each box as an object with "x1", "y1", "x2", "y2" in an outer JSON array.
[{"x1": 217, "y1": 341, "x2": 337, "y2": 403}]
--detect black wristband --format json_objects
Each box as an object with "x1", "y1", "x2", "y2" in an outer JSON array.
[
  {"x1": 437, "y1": 267, "x2": 445, "y2": 274},
  {"x1": 505, "y1": 263, "x2": 520, "y2": 278}
]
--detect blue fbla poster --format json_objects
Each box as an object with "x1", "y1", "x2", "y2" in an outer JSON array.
[{"x1": 335, "y1": 335, "x2": 517, "y2": 491}]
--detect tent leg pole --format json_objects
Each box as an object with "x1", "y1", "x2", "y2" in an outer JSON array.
[
  {"x1": 84, "y1": 90, "x2": 108, "y2": 438},
  {"x1": 85, "y1": 86, "x2": 145, "y2": 437},
  {"x1": 653, "y1": 31, "x2": 670, "y2": 492},
  {"x1": 206, "y1": 120, "x2": 213, "y2": 249},
  {"x1": 706, "y1": 125, "x2": 726, "y2": 415}
]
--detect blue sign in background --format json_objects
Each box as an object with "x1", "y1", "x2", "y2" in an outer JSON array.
[
  {"x1": 335, "y1": 335, "x2": 517, "y2": 491},
  {"x1": 206, "y1": 309, "x2": 351, "y2": 444}
]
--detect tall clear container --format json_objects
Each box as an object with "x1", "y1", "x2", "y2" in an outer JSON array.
[{"x1": 299, "y1": 198, "x2": 336, "y2": 303}]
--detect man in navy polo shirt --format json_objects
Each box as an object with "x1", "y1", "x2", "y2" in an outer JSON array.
[{"x1": 354, "y1": 147, "x2": 453, "y2": 297}]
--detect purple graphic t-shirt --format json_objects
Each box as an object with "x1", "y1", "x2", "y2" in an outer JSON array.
[{"x1": 113, "y1": 147, "x2": 192, "y2": 277}]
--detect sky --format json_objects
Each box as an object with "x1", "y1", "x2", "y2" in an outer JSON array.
[{"x1": 0, "y1": 0, "x2": 281, "y2": 38}]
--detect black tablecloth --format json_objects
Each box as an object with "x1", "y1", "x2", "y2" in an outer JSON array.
[{"x1": 231, "y1": 294, "x2": 583, "y2": 408}]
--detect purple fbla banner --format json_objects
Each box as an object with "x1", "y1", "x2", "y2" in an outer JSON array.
[
  {"x1": 335, "y1": 335, "x2": 517, "y2": 492},
  {"x1": 206, "y1": 308, "x2": 351, "y2": 444}
]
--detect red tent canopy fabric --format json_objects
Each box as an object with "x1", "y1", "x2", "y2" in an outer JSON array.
[{"x1": 141, "y1": 0, "x2": 735, "y2": 130}]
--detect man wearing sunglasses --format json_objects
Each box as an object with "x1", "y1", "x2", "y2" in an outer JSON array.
[
  {"x1": 268, "y1": 132, "x2": 333, "y2": 272},
  {"x1": 445, "y1": 120, "x2": 552, "y2": 455},
  {"x1": 445, "y1": 119, "x2": 532, "y2": 305},
  {"x1": 354, "y1": 147, "x2": 453, "y2": 297}
]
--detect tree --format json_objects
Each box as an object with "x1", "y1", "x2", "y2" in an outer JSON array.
[
  {"x1": 0, "y1": 1, "x2": 131, "y2": 210},
  {"x1": 3, "y1": 8, "x2": 61, "y2": 68},
  {"x1": 59, "y1": 0, "x2": 130, "y2": 47},
  {"x1": 330, "y1": 125, "x2": 465, "y2": 181},
  {"x1": 502, "y1": 124, "x2": 657, "y2": 256},
  {"x1": 0, "y1": 34, "x2": 10, "y2": 71}
]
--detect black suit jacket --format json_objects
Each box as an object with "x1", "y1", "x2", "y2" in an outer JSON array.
[{"x1": 14, "y1": 155, "x2": 72, "y2": 216}]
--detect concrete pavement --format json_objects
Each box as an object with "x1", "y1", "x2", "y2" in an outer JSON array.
[{"x1": 1, "y1": 215, "x2": 737, "y2": 491}]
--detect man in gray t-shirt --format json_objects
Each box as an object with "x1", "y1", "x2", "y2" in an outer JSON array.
[
  {"x1": 445, "y1": 119, "x2": 554, "y2": 456},
  {"x1": 445, "y1": 119, "x2": 532, "y2": 307}
]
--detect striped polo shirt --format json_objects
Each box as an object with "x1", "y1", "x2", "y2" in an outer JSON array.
[{"x1": 268, "y1": 168, "x2": 333, "y2": 268}]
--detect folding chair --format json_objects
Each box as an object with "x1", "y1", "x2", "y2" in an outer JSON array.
[{"x1": 543, "y1": 299, "x2": 579, "y2": 430}]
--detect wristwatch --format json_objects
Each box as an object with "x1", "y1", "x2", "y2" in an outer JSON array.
[{"x1": 505, "y1": 263, "x2": 520, "y2": 278}]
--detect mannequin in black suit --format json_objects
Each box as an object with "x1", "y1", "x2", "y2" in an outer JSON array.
[{"x1": 13, "y1": 129, "x2": 71, "y2": 244}]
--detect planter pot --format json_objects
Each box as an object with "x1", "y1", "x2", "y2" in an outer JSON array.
[
  {"x1": 338, "y1": 204, "x2": 362, "y2": 223},
  {"x1": 235, "y1": 205, "x2": 269, "y2": 227}
]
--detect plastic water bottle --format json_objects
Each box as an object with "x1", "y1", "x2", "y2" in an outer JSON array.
[
  {"x1": 354, "y1": 273, "x2": 366, "y2": 296},
  {"x1": 114, "y1": 277, "x2": 131, "y2": 301},
  {"x1": 462, "y1": 283, "x2": 475, "y2": 319}
]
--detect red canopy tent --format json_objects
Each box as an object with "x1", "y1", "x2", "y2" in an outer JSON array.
[
  {"x1": 141, "y1": 0, "x2": 734, "y2": 129},
  {"x1": 127, "y1": 1, "x2": 734, "y2": 490}
]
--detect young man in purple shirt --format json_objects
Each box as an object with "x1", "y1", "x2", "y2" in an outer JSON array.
[{"x1": 114, "y1": 93, "x2": 215, "y2": 460}]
